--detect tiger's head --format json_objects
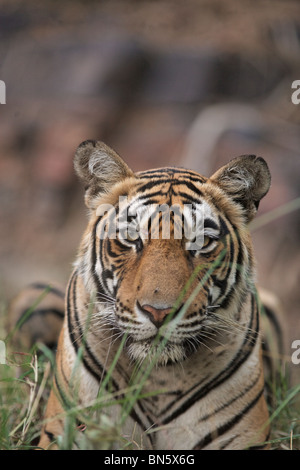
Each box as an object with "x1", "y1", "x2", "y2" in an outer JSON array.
[{"x1": 74, "y1": 140, "x2": 271, "y2": 365}]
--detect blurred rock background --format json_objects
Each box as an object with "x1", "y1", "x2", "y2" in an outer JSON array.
[{"x1": 0, "y1": 0, "x2": 299, "y2": 377}]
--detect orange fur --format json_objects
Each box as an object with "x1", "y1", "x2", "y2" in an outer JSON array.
[{"x1": 38, "y1": 142, "x2": 276, "y2": 450}]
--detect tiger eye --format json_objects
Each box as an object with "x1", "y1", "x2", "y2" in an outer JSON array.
[{"x1": 202, "y1": 235, "x2": 211, "y2": 248}]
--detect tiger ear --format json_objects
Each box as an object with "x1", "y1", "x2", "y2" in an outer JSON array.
[
  {"x1": 74, "y1": 140, "x2": 134, "y2": 209},
  {"x1": 210, "y1": 155, "x2": 271, "y2": 222}
]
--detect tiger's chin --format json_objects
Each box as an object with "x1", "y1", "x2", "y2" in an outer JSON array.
[{"x1": 126, "y1": 337, "x2": 191, "y2": 366}]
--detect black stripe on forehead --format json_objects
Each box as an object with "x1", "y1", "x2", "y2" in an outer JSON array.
[
  {"x1": 137, "y1": 166, "x2": 206, "y2": 180},
  {"x1": 135, "y1": 177, "x2": 204, "y2": 198},
  {"x1": 137, "y1": 167, "x2": 177, "y2": 177}
]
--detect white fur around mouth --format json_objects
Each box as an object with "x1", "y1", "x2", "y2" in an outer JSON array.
[{"x1": 126, "y1": 335, "x2": 189, "y2": 366}]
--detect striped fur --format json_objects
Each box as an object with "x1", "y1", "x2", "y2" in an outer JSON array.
[
  {"x1": 38, "y1": 140, "x2": 274, "y2": 450},
  {"x1": 8, "y1": 282, "x2": 64, "y2": 350}
]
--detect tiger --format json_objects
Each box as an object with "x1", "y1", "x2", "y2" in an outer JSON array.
[
  {"x1": 37, "y1": 139, "x2": 278, "y2": 450},
  {"x1": 7, "y1": 282, "x2": 65, "y2": 351}
]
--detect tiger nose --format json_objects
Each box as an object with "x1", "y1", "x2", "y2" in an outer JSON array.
[{"x1": 140, "y1": 303, "x2": 173, "y2": 328}]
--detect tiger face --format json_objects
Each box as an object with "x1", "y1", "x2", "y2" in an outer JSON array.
[{"x1": 75, "y1": 140, "x2": 271, "y2": 366}]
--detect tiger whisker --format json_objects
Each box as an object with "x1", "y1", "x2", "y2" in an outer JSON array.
[
  {"x1": 186, "y1": 335, "x2": 215, "y2": 354},
  {"x1": 203, "y1": 319, "x2": 257, "y2": 346},
  {"x1": 96, "y1": 291, "x2": 116, "y2": 302}
]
